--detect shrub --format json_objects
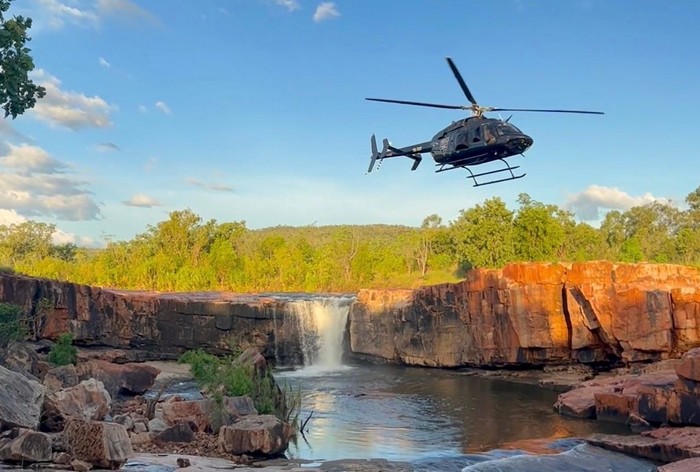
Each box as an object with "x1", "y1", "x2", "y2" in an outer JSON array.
[
  {"x1": 0, "y1": 302, "x2": 26, "y2": 349},
  {"x1": 179, "y1": 348, "x2": 301, "y2": 428},
  {"x1": 48, "y1": 333, "x2": 77, "y2": 365}
]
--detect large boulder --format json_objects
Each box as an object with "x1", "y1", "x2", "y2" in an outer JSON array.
[
  {"x1": 0, "y1": 365, "x2": 45, "y2": 430},
  {"x1": 1, "y1": 342, "x2": 41, "y2": 379},
  {"x1": 159, "y1": 395, "x2": 257, "y2": 432},
  {"x1": 218, "y1": 415, "x2": 291, "y2": 456},
  {"x1": 676, "y1": 348, "x2": 700, "y2": 383},
  {"x1": 587, "y1": 427, "x2": 700, "y2": 463},
  {"x1": 43, "y1": 364, "x2": 79, "y2": 393},
  {"x1": 42, "y1": 378, "x2": 111, "y2": 432},
  {"x1": 62, "y1": 419, "x2": 133, "y2": 469},
  {"x1": 0, "y1": 428, "x2": 52, "y2": 463},
  {"x1": 76, "y1": 360, "x2": 160, "y2": 397}
]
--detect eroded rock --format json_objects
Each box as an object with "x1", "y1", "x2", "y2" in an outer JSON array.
[
  {"x1": 218, "y1": 415, "x2": 291, "y2": 456},
  {"x1": 76, "y1": 360, "x2": 160, "y2": 397},
  {"x1": 587, "y1": 427, "x2": 700, "y2": 463},
  {"x1": 0, "y1": 428, "x2": 51, "y2": 463},
  {"x1": 63, "y1": 419, "x2": 133, "y2": 469},
  {"x1": 42, "y1": 378, "x2": 111, "y2": 432},
  {"x1": 0, "y1": 364, "x2": 45, "y2": 430}
]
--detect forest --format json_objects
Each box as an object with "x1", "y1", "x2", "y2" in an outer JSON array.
[{"x1": 1, "y1": 188, "x2": 699, "y2": 293}]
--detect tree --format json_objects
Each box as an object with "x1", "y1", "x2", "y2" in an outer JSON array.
[
  {"x1": 0, "y1": 0, "x2": 45, "y2": 119},
  {"x1": 450, "y1": 197, "x2": 515, "y2": 269}
]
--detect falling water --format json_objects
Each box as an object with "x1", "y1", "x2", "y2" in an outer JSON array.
[{"x1": 287, "y1": 296, "x2": 354, "y2": 370}]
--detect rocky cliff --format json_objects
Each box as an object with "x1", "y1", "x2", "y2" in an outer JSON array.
[
  {"x1": 0, "y1": 273, "x2": 311, "y2": 363},
  {"x1": 349, "y1": 261, "x2": 700, "y2": 368}
]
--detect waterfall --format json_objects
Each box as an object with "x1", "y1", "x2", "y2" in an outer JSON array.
[{"x1": 287, "y1": 296, "x2": 354, "y2": 370}]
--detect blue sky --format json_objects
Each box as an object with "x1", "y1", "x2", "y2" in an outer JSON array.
[{"x1": 1, "y1": 0, "x2": 699, "y2": 246}]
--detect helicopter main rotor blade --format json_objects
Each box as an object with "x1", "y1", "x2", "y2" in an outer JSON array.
[
  {"x1": 365, "y1": 98, "x2": 467, "y2": 110},
  {"x1": 446, "y1": 57, "x2": 477, "y2": 105},
  {"x1": 490, "y1": 107, "x2": 604, "y2": 115}
]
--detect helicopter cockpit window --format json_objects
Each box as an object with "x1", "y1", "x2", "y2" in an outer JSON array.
[{"x1": 495, "y1": 123, "x2": 522, "y2": 136}]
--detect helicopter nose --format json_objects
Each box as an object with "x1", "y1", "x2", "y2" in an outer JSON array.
[{"x1": 508, "y1": 136, "x2": 533, "y2": 153}]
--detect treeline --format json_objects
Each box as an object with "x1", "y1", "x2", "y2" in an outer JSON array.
[{"x1": 1, "y1": 187, "x2": 699, "y2": 293}]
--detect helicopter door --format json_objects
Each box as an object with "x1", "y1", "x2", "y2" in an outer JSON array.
[{"x1": 469, "y1": 126, "x2": 484, "y2": 147}]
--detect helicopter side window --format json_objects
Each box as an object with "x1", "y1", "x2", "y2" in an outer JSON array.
[{"x1": 472, "y1": 127, "x2": 481, "y2": 143}]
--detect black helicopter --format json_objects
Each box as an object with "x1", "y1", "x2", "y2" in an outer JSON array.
[{"x1": 365, "y1": 57, "x2": 603, "y2": 187}]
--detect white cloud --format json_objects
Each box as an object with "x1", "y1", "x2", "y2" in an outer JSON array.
[
  {"x1": 0, "y1": 143, "x2": 101, "y2": 221},
  {"x1": 313, "y1": 2, "x2": 339, "y2": 22},
  {"x1": 565, "y1": 185, "x2": 666, "y2": 220},
  {"x1": 0, "y1": 143, "x2": 69, "y2": 175},
  {"x1": 30, "y1": 69, "x2": 115, "y2": 130},
  {"x1": 34, "y1": 0, "x2": 99, "y2": 28},
  {"x1": 95, "y1": 142, "x2": 121, "y2": 152},
  {"x1": 186, "y1": 178, "x2": 234, "y2": 193},
  {"x1": 155, "y1": 100, "x2": 172, "y2": 114},
  {"x1": 138, "y1": 104, "x2": 148, "y2": 113},
  {"x1": 123, "y1": 193, "x2": 161, "y2": 208},
  {"x1": 276, "y1": 0, "x2": 300, "y2": 12},
  {"x1": 0, "y1": 209, "x2": 27, "y2": 226},
  {"x1": 98, "y1": 56, "x2": 111, "y2": 68},
  {"x1": 218, "y1": 7, "x2": 229, "y2": 16},
  {"x1": 32, "y1": 0, "x2": 158, "y2": 29}
]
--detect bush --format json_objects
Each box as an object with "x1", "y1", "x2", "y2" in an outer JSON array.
[
  {"x1": 179, "y1": 348, "x2": 301, "y2": 428},
  {"x1": 48, "y1": 333, "x2": 77, "y2": 365},
  {"x1": 0, "y1": 302, "x2": 26, "y2": 349}
]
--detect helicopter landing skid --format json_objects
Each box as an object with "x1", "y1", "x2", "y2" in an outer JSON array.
[{"x1": 436, "y1": 158, "x2": 525, "y2": 187}]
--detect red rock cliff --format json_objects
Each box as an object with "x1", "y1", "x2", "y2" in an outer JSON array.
[
  {"x1": 349, "y1": 261, "x2": 700, "y2": 367},
  {"x1": 0, "y1": 273, "x2": 308, "y2": 363}
]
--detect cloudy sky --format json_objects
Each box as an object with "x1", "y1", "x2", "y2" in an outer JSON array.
[{"x1": 1, "y1": 0, "x2": 699, "y2": 246}]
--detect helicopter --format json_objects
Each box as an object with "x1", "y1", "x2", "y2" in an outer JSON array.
[{"x1": 365, "y1": 57, "x2": 603, "y2": 187}]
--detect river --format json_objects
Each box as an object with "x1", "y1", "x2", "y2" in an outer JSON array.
[{"x1": 266, "y1": 296, "x2": 656, "y2": 471}]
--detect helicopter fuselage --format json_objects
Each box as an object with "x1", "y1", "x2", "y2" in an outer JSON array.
[{"x1": 429, "y1": 116, "x2": 533, "y2": 167}]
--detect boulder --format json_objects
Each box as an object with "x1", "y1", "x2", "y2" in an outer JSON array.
[
  {"x1": 0, "y1": 364, "x2": 45, "y2": 430},
  {"x1": 158, "y1": 395, "x2": 257, "y2": 432},
  {"x1": 587, "y1": 427, "x2": 700, "y2": 463},
  {"x1": 659, "y1": 458, "x2": 700, "y2": 471},
  {"x1": 676, "y1": 348, "x2": 700, "y2": 383},
  {"x1": 154, "y1": 422, "x2": 194, "y2": 444},
  {"x1": 1, "y1": 342, "x2": 41, "y2": 378},
  {"x1": 0, "y1": 428, "x2": 52, "y2": 463},
  {"x1": 218, "y1": 414, "x2": 291, "y2": 456},
  {"x1": 62, "y1": 419, "x2": 133, "y2": 469},
  {"x1": 42, "y1": 378, "x2": 111, "y2": 432},
  {"x1": 76, "y1": 360, "x2": 160, "y2": 397},
  {"x1": 43, "y1": 364, "x2": 79, "y2": 393}
]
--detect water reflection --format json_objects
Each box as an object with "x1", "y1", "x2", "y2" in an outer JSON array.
[{"x1": 275, "y1": 362, "x2": 630, "y2": 462}]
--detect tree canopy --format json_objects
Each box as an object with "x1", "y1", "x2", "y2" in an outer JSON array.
[
  {"x1": 3, "y1": 186, "x2": 700, "y2": 293},
  {"x1": 0, "y1": 0, "x2": 45, "y2": 119}
]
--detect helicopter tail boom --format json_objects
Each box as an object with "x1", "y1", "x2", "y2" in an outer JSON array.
[{"x1": 367, "y1": 134, "x2": 431, "y2": 173}]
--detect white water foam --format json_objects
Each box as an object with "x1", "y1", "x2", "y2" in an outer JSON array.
[{"x1": 285, "y1": 296, "x2": 354, "y2": 375}]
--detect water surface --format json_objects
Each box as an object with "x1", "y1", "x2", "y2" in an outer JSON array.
[{"x1": 275, "y1": 362, "x2": 632, "y2": 463}]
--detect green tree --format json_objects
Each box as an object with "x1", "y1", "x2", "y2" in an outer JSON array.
[
  {"x1": 512, "y1": 193, "x2": 569, "y2": 261},
  {"x1": 0, "y1": 0, "x2": 45, "y2": 118},
  {"x1": 450, "y1": 197, "x2": 515, "y2": 269}
]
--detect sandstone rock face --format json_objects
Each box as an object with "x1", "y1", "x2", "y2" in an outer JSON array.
[
  {"x1": 63, "y1": 419, "x2": 133, "y2": 469},
  {"x1": 557, "y1": 349, "x2": 700, "y2": 429},
  {"x1": 217, "y1": 415, "x2": 291, "y2": 456},
  {"x1": 588, "y1": 427, "x2": 700, "y2": 463},
  {"x1": 0, "y1": 273, "x2": 318, "y2": 365},
  {"x1": 42, "y1": 378, "x2": 111, "y2": 432},
  {"x1": 0, "y1": 365, "x2": 45, "y2": 430},
  {"x1": 350, "y1": 262, "x2": 700, "y2": 367},
  {"x1": 0, "y1": 429, "x2": 52, "y2": 463}
]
